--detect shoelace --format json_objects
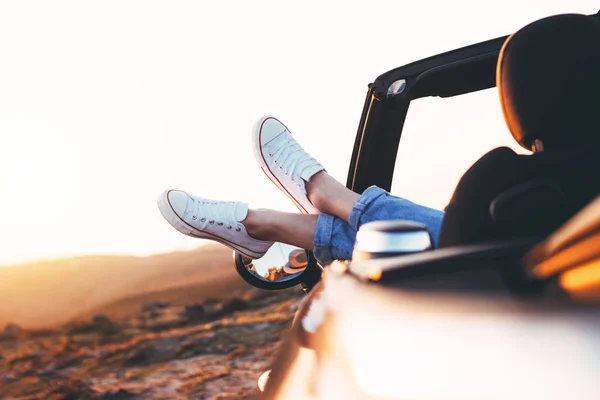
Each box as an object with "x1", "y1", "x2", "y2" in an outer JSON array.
[
  {"x1": 269, "y1": 135, "x2": 318, "y2": 185},
  {"x1": 191, "y1": 200, "x2": 242, "y2": 231}
]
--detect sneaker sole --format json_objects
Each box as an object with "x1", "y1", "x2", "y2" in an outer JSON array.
[
  {"x1": 157, "y1": 191, "x2": 267, "y2": 259},
  {"x1": 252, "y1": 116, "x2": 314, "y2": 215}
]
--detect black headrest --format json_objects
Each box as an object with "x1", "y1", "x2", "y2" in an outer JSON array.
[{"x1": 497, "y1": 14, "x2": 600, "y2": 151}]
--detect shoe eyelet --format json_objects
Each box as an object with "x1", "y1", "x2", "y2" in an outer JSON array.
[
  {"x1": 192, "y1": 215, "x2": 197, "y2": 220},
  {"x1": 200, "y1": 218, "x2": 206, "y2": 222},
  {"x1": 217, "y1": 222, "x2": 223, "y2": 226},
  {"x1": 236, "y1": 227, "x2": 241, "y2": 232},
  {"x1": 209, "y1": 221, "x2": 215, "y2": 224},
  {"x1": 268, "y1": 153, "x2": 272, "y2": 157},
  {"x1": 227, "y1": 226, "x2": 232, "y2": 230}
]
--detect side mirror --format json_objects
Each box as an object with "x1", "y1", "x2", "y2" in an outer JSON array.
[
  {"x1": 233, "y1": 243, "x2": 323, "y2": 292},
  {"x1": 352, "y1": 220, "x2": 433, "y2": 261}
]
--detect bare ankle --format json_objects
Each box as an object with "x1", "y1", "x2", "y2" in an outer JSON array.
[
  {"x1": 306, "y1": 171, "x2": 359, "y2": 221},
  {"x1": 243, "y1": 209, "x2": 274, "y2": 241},
  {"x1": 306, "y1": 171, "x2": 328, "y2": 212}
]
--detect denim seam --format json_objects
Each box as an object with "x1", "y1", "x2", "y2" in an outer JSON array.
[
  {"x1": 313, "y1": 213, "x2": 335, "y2": 264},
  {"x1": 348, "y1": 186, "x2": 388, "y2": 230},
  {"x1": 330, "y1": 244, "x2": 352, "y2": 259}
]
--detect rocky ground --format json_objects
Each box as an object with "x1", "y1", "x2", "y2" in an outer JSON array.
[{"x1": 0, "y1": 288, "x2": 304, "y2": 400}]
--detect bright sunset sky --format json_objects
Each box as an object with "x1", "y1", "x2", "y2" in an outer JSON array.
[{"x1": 0, "y1": 1, "x2": 597, "y2": 265}]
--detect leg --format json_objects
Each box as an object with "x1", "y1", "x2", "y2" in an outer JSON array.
[
  {"x1": 158, "y1": 186, "x2": 443, "y2": 265},
  {"x1": 252, "y1": 116, "x2": 401, "y2": 224},
  {"x1": 306, "y1": 171, "x2": 359, "y2": 221},
  {"x1": 312, "y1": 186, "x2": 445, "y2": 264},
  {"x1": 243, "y1": 208, "x2": 358, "y2": 264},
  {"x1": 253, "y1": 116, "x2": 359, "y2": 218},
  {"x1": 160, "y1": 118, "x2": 443, "y2": 262},
  {"x1": 157, "y1": 188, "x2": 323, "y2": 259},
  {"x1": 244, "y1": 209, "x2": 317, "y2": 251},
  {"x1": 347, "y1": 187, "x2": 444, "y2": 241}
]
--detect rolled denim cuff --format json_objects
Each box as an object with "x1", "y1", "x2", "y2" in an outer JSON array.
[
  {"x1": 347, "y1": 186, "x2": 388, "y2": 230},
  {"x1": 313, "y1": 213, "x2": 336, "y2": 264},
  {"x1": 312, "y1": 186, "x2": 388, "y2": 265},
  {"x1": 311, "y1": 185, "x2": 443, "y2": 264}
]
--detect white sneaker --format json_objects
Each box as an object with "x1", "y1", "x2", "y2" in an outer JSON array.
[
  {"x1": 252, "y1": 116, "x2": 325, "y2": 214},
  {"x1": 157, "y1": 190, "x2": 273, "y2": 259}
]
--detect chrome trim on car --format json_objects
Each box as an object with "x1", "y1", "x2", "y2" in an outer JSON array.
[{"x1": 354, "y1": 230, "x2": 432, "y2": 253}]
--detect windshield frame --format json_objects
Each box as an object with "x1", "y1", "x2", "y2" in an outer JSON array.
[
  {"x1": 346, "y1": 35, "x2": 507, "y2": 194},
  {"x1": 346, "y1": 11, "x2": 600, "y2": 194}
]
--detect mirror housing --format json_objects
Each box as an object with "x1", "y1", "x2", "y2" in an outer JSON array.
[{"x1": 233, "y1": 243, "x2": 323, "y2": 292}]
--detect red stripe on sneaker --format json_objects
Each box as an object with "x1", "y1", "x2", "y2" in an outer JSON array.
[{"x1": 258, "y1": 117, "x2": 310, "y2": 214}]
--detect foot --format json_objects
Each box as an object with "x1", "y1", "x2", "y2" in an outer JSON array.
[
  {"x1": 157, "y1": 190, "x2": 273, "y2": 259},
  {"x1": 253, "y1": 116, "x2": 324, "y2": 214}
]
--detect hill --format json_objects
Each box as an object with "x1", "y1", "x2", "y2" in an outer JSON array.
[{"x1": 0, "y1": 244, "x2": 240, "y2": 328}]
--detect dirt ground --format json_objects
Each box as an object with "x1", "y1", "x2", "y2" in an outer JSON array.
[{"x1": 0, "y1": 287, "x2": 304, "y2": 400}]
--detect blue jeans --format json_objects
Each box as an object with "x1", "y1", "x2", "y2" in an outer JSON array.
[{"x1": 313, "y1": 186, "x2": 445, "y2": 264}]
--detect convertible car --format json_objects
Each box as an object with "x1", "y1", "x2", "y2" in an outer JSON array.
[{"x1": 234, "y1": 11, "x2": 600, "y2": 399}]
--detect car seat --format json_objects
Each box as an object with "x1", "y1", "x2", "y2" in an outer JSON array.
[{"x1": 438, "y1": 13, "x2": 600, "y2": 248}]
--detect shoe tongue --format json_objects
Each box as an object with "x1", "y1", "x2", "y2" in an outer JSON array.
[
  {"x1": 299, "y1": 163, "x2": 324, "y2": 182},
  {"x1": 234, "y1": 202, "x2": 249, "y2": 221},
  {"x1": 266, "y1": 129, "x2": 289, "y2": 147}
]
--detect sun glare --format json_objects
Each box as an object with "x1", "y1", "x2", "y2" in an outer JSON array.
[
  {"x1": 0, "y1": 1, "x2": 597, "y2": 266},
  {"x1": 0, "y1": 121, "x2": 75, "y2": 263}
]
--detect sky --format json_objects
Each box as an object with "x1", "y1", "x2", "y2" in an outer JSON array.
[{"x1": 0, "y1": 1, "x2": 598, "y2": 266}]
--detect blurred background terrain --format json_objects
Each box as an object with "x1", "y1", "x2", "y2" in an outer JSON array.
[{"x1": 0, "y1": 245, "x2": 303, "y2": 399}]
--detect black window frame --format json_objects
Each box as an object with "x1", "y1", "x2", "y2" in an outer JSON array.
[{"x1": 345, "y1": 11, "x2": 599, "y2": 195}]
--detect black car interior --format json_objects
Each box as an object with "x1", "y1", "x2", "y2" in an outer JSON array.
[
  {"x1": 347, "y1": 13, "x2": 600, "y2": 293},
  {"x1": 524, "y1": 196, "x2": 600, "y2": 294},
  {"x1": 439, "y1": 14, "x2": 600, "y2": 249}
]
